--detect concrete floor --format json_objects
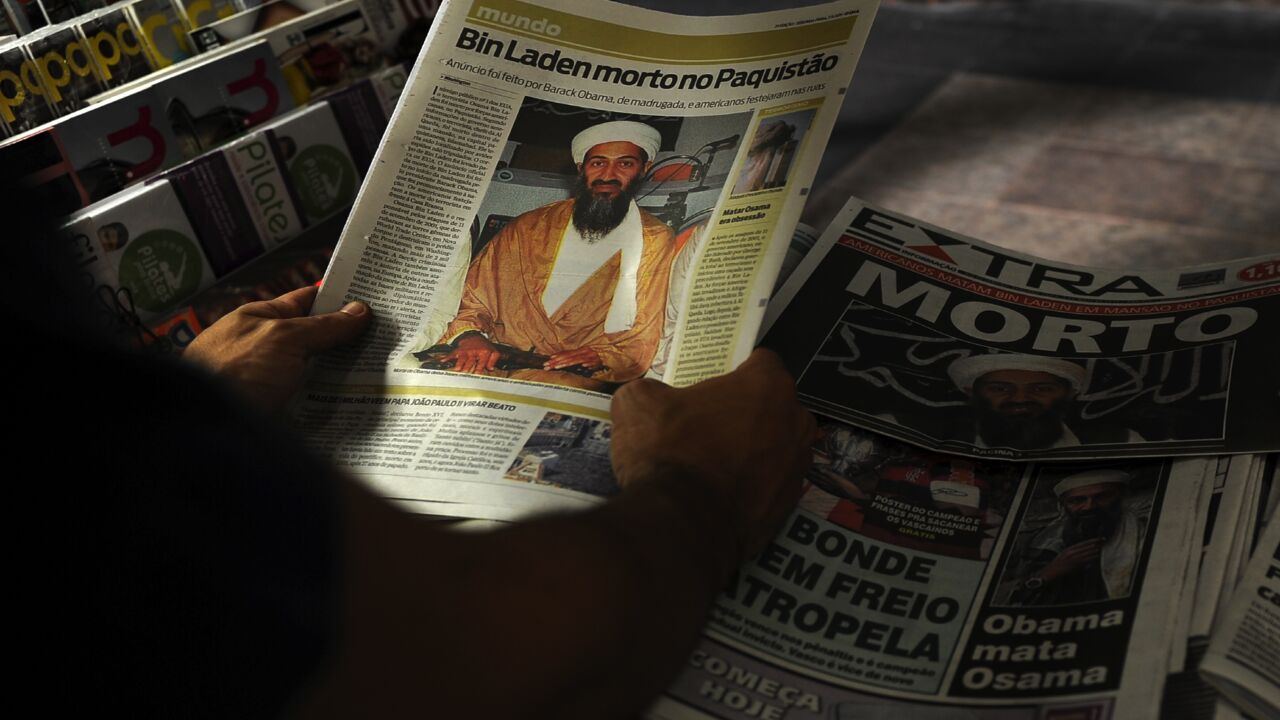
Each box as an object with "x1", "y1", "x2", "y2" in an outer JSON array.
[{"x1": 804, "y1": 0, "x2": 1280, "y2": 269}]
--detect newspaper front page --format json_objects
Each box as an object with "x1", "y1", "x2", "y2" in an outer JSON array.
[
  {"x1": 650, "y1": 419, "x2": 1207, "y2": 719},
  {"x1": 761, "y1": 199, "x2": 1280, "y2": 462},
  {"x1": 297, "y1": 0, "x2": 880, "y2": 518}
]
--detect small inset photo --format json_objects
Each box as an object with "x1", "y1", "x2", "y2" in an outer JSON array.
[
  {"x1": 732, "y1": 106, "x2": 816, "y2": 194},
  {"x1": 505, "y1": 412, "x2": 617, "y2": 496},
  {"x1": 798, "y1": 418, "x2": 1022, "y2": 560},
  {"x1": 993, "y1": 464, "x2": 1159, "y2": 606}
]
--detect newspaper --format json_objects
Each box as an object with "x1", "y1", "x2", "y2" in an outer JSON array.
[
  {"x1": 298, "y1": 0, "x2": 880, "y2": 517},
  {"x1": 1160, "y1": 454, "x2": 1278, "y2": 720},
  {"x1": 649, "y1": 419, "x2": 1207, "y2": 719},
  {"x1": 1201, "y1": 496, "x2": 1280, "y2": 720},
  {"x1": 1191, "y1": 458, "x2": 1256, "y2": 641},
  {"x1": 1167, "y1": 457, "x2": 1216, "y2": 673},
  {"x1": 761, "y1": 199, "x2": 1280, "y2": 462}
]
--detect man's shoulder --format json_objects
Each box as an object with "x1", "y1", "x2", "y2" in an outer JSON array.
[
  {"x1": 510, "y1": 199, "x2": 574, "y2": 227},
  {"x1": 637, "y1": 207, "x2": 675, "y2": 240},
  {"x1": 478, "y1": 200, "x2": 573, "y2": 257}
]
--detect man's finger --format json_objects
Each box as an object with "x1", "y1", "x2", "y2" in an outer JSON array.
[
  {"x1": 739, "y1": 347, "x2": 786, "y2": 375},
  {"x1": 289, "y1": 301, "x2": 373, "y2": 354},
  {"x1": 547, "y1": 351, "x2": 582, "y2": 369},
  {"x1": 611, "y1": 377, "x2": 671, "y2": 415},
  {"x1": 554, "y1": 352, "x2": 586, "y2": 367},
  {"x1": 461, "y1": 350, "x2": 494, "y2": 373},
  {"x1": 247, "y1": 285, "x2": 320, "y2": 319},
  {"x1": 793, "y1": 406, "x2": 818, "y2": 442}
]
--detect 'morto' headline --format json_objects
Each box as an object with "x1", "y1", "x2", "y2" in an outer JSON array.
[{"x1": 456, "y1": 27, "x2": 840, "y2": 91}]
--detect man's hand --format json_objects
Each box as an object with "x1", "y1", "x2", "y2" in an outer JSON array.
[
  {"x1": 1038, "y1": 538, "x2": 1105, "y2": 583},
  {"x1": 609, "y1": 349, "x2": 817, "y2": 561},
  {"x1": 443, "y1": 333, "x2": 501, "y2": 373},
  {"x1": 184, "y1": 286, "x2": 371, "y2": 415},
  {"x1": 811, "y1": 468, "x2": 869, "y2": 501},
  {"x1": 298, "y1": 349, "x2": 814, "y2": 720},
  {"x1": 545, "y1": 347, "x2": 603, "y2": 371}
]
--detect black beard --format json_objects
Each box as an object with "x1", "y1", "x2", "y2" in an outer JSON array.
[
  {"x1": 1063, "y1": 504, "x2": 1123, "y2": 544},
  {"x1": 571, "y1": 173, "x2": 638, "y2": 241},
  {"x1": 973, "y1": 398, "x2": 1069, "y2": 450}
]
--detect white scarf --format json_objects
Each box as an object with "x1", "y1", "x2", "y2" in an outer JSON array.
[
  {"x1": 542, "y1": 202, "x2": 643, "y2": 333},
  {"x1": 1099, "y1": 509, "x2": 1140, "y2": 598}
]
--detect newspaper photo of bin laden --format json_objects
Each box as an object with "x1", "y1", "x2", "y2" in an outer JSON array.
[
  {"x1": 943, "y1": 354, "x2": 1145, "y2": 451},
  {"x1": 423, "y1": 120, "x2": 678, "y2": 393},
  {"x1": 997, "y1": 469, "x2": 1152, "y2": 606}
]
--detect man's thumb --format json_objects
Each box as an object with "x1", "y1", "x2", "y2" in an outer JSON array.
[{"x1": 292, "y1": 301, "x2": 373, "y2": 353}]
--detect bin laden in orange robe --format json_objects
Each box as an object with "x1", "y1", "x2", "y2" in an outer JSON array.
[{"x1": 438, "y1": 121, "x2": 677, "y2": 392}]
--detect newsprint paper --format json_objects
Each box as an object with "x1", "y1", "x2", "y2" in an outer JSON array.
[
  {"x1": 1201, "y1": 494, "x2": 1280, "y2": 720},
  {"x1": 296, "y1": 0, "x2": 880, "y2": 519},
  {"x1": 651, "y1": 200, "x2": 1276, "y2": 718},
  {"x1": 651, "y1": 440, "x2": 1209, "y2": 720},
  {"x1": 761, "y1": 199, "x2": 1280, "y2": 462}
]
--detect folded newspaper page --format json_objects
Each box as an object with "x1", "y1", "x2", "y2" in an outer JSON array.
[
  {"x1": 1201, "y1": 501, "x2": 1280, "y2": 720},
  {"x1": 649, "y1": 418, "x2": 1207, "y2": 719},
  {"x1": 1165, "y1": 457, "x2": 1215, "y2": 673},
  {"x1": 1192, "y1": 457, "x2": 1257, "y2": 641},
  {"x1": 1160, "y1": 454, "x2": 1278, "y2": 719},
  {"x1": 297, "y1": 0, "x2": 879, "y2": 516},
  {"x1": 762, "y1": 198, "x2": 1280, "y2": 462}
]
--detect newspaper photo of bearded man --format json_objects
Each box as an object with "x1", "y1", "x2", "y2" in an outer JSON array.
[
  {"x1": 426, "y1": 119, "x2": 677, "y2": 392},
  {"x1": 946, "y1": 354, "x2": 1145, "y2": 451},
  {"x1": 996, "y1": 468, "x2": 1154, "y2": 607},
  {"x1": 404, "y1": 101, "x2": 750, "y2": 393}
]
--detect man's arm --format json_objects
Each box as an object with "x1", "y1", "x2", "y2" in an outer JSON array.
[
  {"x1": 1006, "y1": 539, "x2": 1104, "y2": 604},
  {"x1": 294, "y1": 351, "x2": 815, "y2": 719},
  {"x1": 438, "y1": 232, "x2": 506, "y2": 372},
  {"x1": 187, "y1": 288, "x2": 815, "y2": 717}
]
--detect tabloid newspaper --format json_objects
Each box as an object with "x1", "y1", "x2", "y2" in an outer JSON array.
[
  {"x1": 650, "y1": 442, "x2": 1275, "y2": 720},
  {"x1": 297, "y1": 0, "x2": 880, "y2": 518},
  {"x1": 761, "y1": 199, "x2": 1280, "y2": 462},
  {"x1": 644, "y1": 199, "x2": 1277, "y2": 720},
  {"x1": 652, "y1": 434, "x2": 1210, "y2": 720}
]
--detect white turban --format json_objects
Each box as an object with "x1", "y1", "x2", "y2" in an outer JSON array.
[
  {"x1": 570, "y1": 121, "x2": 661, "y2": 165},
  {"x1": 1053, "y1": 469, "x2": 1130, "y2": 497},
  {"x1": 947, "y1": 354, "x2": 1086, "y2": 394}
]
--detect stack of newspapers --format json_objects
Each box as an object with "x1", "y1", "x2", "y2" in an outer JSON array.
[{"x1": 297, "y1": 1, "x2": 1280, "y2": 718}]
